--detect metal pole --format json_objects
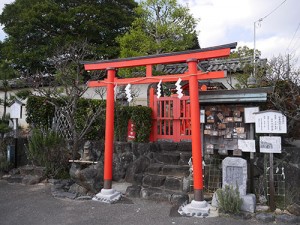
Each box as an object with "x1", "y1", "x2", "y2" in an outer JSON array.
[
  {"x1": 187, "y1": 58, "x2": 203, "y2": 201},
  {"x1": 253, "y1": 21, "x2": 256, "y2": 77},
  {"x1": 13, "y1": 118, "x2": 18, "y2": 168},
  {"x1": 103, "y1": 68, "x2": 116, "y2": 190}
]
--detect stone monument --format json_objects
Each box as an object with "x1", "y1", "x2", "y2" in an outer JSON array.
[{"x1": 212, "y1": 157, "x2": 256, "y2": 213}]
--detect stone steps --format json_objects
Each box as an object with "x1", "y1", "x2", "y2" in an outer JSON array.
[
  {"x1": 125, "y1": 185, "x2": 189, "y2": 205},
  {"x1": 154, "y1": 151, "x2": 192, "y2": 165},
  {"x1": 142, "y1": 152, "x2": 192, "y2": 193},
  {"x1": 125, "y1": 142, "x2": 193, "y2": 204}
]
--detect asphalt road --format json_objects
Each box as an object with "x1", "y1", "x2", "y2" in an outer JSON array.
[{"x1": 0, "y1": 180, "x2": 284, "y2": 225}]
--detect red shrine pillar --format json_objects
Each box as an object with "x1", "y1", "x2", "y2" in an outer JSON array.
[
  {"x1": 103, "y1": 67, "x2": 116, "y2": 189},
  {"x1": 187, "y1": 58, "x2": 204, "y2": 201}
]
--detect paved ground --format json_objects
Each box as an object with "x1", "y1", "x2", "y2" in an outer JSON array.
[{"x1": 0, "y1": 180, "x2": 287, "y2": 225}]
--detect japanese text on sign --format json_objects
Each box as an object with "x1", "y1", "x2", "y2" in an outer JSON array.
[{"x1": 255, "y1": 111, "x2": 287, "y2": 134}]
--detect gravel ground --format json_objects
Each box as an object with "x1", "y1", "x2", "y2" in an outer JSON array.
[{"x1": 0, "y1": 180, "x2": 290, "y2": 225}]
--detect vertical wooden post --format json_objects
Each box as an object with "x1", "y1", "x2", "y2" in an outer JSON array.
[
  {"x1": 149, "y1": 87, "x2": 155, "y2": 142},
  {"x1": 187, "y1": 58, "x2": 204, "y2": 201},
  {"x1": 103, "y1": 67, "x2": 116, "y2": 189},
  {"x1": 269, "y1": 152, "x2": 276, "y2": 211}
]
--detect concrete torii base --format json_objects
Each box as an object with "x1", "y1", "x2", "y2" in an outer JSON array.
[
  {"x1": 92, "y1": 188, "x2": 122, "y2": 203},
  {"x1": 178, "y1": 200, "x2": 211, "y2": 217}
]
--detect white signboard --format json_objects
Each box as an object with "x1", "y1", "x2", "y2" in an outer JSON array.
[
  {"x1": 10, "y1": 102, "x2": 22, "y2": 119},
  {"x1": 255, "y1": 110, "x2": 287, "y2": 133},
  {"x1": 244, "y1": 107, "x2": 259, "y2": 123},
  {"x1": 260, "y1": 136, "x2": 281, "y2": 153},
  {"x1": 200, "y1": 110, "x2": 205, "y2": 123},
  {"x1": 238, "y1": 140, "x2": 256, "y2": 152}
]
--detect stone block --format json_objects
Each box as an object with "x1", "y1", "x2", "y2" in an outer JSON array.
[
  {"x1": 69, "y1": 183, "x2": 88, "y2": 195},
  {"x1": 161, "y1": 165, "x2": 189, "y2": 176},
  {"x1": 177, "y1": 142, "x2": 192, "y2": 152},
  {"x1": 256, "y1": 213, "x2": 275, "y2": 223},
  {"x1": 143, "y1": 174, "x2": 166, "y2": 187},
  {"x1": 155, "y1": 152, "x2": 180, "y2": 165},
  {"x1": 22, "y1": 175, "x2": 42, "y2": 185},
  {"x1": 19, "y1": 165, "x2": 34, "y2": 176},
  {"x1": 141, "y1": 187, "x2": 170, "y2": 202},
  {"x1": 241, "y1": 194, "x2": 256, "y2": 213},
  {"x1": 164, "y1": 177, "x2": 182, "y2": 191},
  {"x1": 169, "y1": 192, "x2": 189, "y2": 205},
  {"x1": 145, "y1": 163, "x2": 163, "y2": 174},
  {"x1": 287, "y1": 203, "x2": 300, "y2": 216},
  {"x1": 158, "y1": 142, "x2": 178, "y2": 152},
  {"x1": 34, "y1": 167, "x2": 46, "y2": 177},
  {"x1": 114, "y1": 142, "x2": 132, "y2": 154},
  {"x1": 276, "y1": 214, "x2": 300, "y2": 224},
  {"x1": 178, "y1": 152, "x2": 192, "y2": 165},
  {"x1": 125, "y1": 185, "x2": 141, "y2": 198}
]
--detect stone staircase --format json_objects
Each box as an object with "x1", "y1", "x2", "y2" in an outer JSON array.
[{"x1": 126, "y1": 142, "x2": 193, "y2": 204}]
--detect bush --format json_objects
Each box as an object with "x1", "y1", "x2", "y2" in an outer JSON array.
[
  {"x1": 114, "y1": 105, "x2": 152, "y2": 143},
  {"x1": 0, "y1": 156, "x2": 12, "y2": 172},
  {"x1": 216, "y1": 185, "x2": 243, "y2": 214},
  {"x1": 27, "y1": 129, "x2": 69, "y2": 178}
]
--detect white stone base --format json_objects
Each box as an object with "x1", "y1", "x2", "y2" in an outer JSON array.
[
  {"x1": 92, "y1": 188, "x2": 122, "y2": 203},
  {"x1": 178, "y1": 200, "x2": 210, "y2": 217}
]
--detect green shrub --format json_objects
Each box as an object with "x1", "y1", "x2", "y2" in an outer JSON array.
[
  {"x1": 26, "y1": 96, "x2": 106, "y2": 140},
  {"x1": 216, "y1": 185, "x2": 243, "y2": 214},
  {"x1": 27, "y1": 129, "x2": 69, "y2": 178},
  {"x1": 114, "y1": 105, "x2": 152, "y2": 143},
  {"x1": 26, "y1": 96, "x2": 55, "y2": 129},
  {"x1": 0, "y1": 156, "x2": 12, "y2": 172}
]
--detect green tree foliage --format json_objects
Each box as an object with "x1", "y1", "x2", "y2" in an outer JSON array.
[
  {"x1": 229, "y1": 46, "x2": 266, "y2": 89},
  {"x1": 114, "y1": 105, "x2": 152, "y2": 143},
  {"x1": 117, "y1": 0, "x2": 199, "y2": 59},
  {"x1": 0, "y1": 0, "x2": 137, "y2": 74},
  {"x1": 0, "y1": 58, "x2": 19, "y2": 119}
]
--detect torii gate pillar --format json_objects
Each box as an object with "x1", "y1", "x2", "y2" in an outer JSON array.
[
  {"x1": 187, "y1": 58, "x2": 204, "y2": 201},
  {"x1": 92, "y1": 67, "x2": 122, "y2": 203}
]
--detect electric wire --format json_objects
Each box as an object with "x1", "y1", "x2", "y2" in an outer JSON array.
[
  {"x1": 287, "y1": 22, "x2": 300, "y2": 53},
  {"x1": 256, "y1": 0, "x2": 287, "y2": 23}
]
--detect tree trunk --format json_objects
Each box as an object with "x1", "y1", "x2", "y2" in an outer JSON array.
[{"x1": 2, "y1": 90, "x2": 7, "y2": 120}]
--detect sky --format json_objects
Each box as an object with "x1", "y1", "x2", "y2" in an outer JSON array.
[
  {"x1": 0, "y1": 0, "x2": 299, "y2": 68},
  {"x1": 180, "y1": 0, "x2": 300, "y2": 67}
]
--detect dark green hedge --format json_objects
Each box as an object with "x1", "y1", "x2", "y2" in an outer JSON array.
[
  {"x1": 26, "y1": 96, "x2": 55, "y2": 129},
  {"x1": 114, "y1": 105, "x2": 152, "y2": 143},
  {"x1": 26, "y1": 96, "x2": 152, "y2": 143},
  {"x1": 26, "y1": 96, "x2": 106, "y2": 140}
]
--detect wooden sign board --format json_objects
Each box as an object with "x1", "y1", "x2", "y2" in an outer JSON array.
[
  {"x1": 255, "y1": 110, "x2": 287, "y2": 134},
  {"x1": 10, "y1": 100, "x2": 23, "y2": 119},
  {"x1": 244, "y1": 107, "x2": 259, "y2": 123},
  {"x1": 238, "y1": 139, "x2": 256, "y2": 152},
  {"x1": 200, "y1": 110, "x2": 205, "y2": 123},
  {"x1": 260, "y1": 136, "x2": 281, "y2": 153}
]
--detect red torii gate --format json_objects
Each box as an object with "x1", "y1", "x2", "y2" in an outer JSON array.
[{"x1": 83, "y1": 43, "x2": 237, "y2": 203}]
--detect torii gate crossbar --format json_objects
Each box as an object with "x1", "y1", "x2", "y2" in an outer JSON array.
[{"x1": 82, "y1": 43, "x2": 237, "y2": 202}]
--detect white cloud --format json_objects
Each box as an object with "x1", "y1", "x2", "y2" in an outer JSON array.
[{"x1": 180, "y1": 0, "x2": 300, "y2": 67}]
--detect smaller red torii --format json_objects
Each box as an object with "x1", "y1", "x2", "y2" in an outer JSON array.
[{"x1": 82, "y1": 42, "x2": 237, "y2": 203}]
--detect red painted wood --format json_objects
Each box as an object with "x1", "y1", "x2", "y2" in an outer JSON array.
[
  {"x1": 87, "y1": 71, "x2": 225, "y2": 87},
  {"x1": 103, "y1": 68, "x2": 115, "y2": 188},
  {"x1": 188, "y1": 59, "x2": 204, "y2": 201},
  {"x1": 84, "y1": 48, "x2": 230, "y2": 71}
]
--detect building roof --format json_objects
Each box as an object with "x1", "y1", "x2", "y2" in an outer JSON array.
[
  {"x1": 162, "y1": 57, "x2": 267, "y2": 74},
  {"x1": 198, "y1": 87, "x2": 273, "y2": 103}
]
